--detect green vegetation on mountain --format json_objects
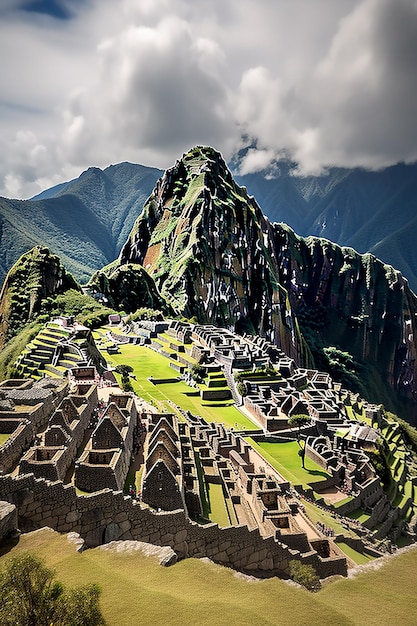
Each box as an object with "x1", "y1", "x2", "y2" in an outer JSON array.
[
  {"x1": 236, "y1": 158, "x2": 417, "y2": 292},
  {"x1": 110, "y1": 146, "x2": 417, "y2": 419},
  {"x1": 0, "y1": 162, "x2": 161, "y2": 285},
  {"x1": 2, "y1": 146, "x2": 417, "y2": 421},
  {"x1": 88, "y1": 262, "x2": 172, "y2": 315},
  {"x1": 0, "y1": 246, "x2": 79, "y2": 348}
]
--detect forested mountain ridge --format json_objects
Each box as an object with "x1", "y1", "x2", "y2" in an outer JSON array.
[
  {"x1": 0, "y1": 162, "x2": 162, "y2": 285},
  {"x1": 236, "y1": 159, "x2": 417, "y2": 292}
]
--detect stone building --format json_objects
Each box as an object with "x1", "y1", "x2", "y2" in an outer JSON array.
[
  {"x1": 0, "y1": 377, "x2": 67, "y2": 474},
  {"x1": 19, "y1": 383, "x2": 97, "y2": 482},
  {"x1": 75, "y1": 393, "x2": 138, "y2": 493}
]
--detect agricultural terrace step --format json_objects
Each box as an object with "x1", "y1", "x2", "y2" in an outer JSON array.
[
  {"x1": 59, "y1": 359, "x2": 81, "y2": 368},
  {"x1": 34, "y1": 336, "x2": 61, "y2": 347},
  {"x1": 44, "y1": 364, "x2": 67, "y2": 376},
  {"x1": 34, "y1": 347, "x2": 55, "y2": 357},
  {"x1": 62, "y1": 349, "x2": 81, "y2": 358},
  {"x1": 45, "y1": 324, "x2": 72, "y2": 336},
  {"x1": 29, "y1": 354, "x2": 51, "y2": 365},
  {"x1": 207, "y1": 378, "x2": 227, "y2": 388},
  {"x1": 43, "y1": 326, "x2": 71, "y2": 337}
]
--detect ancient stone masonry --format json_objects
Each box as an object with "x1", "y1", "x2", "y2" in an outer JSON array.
[
  {"x1": 0, "y1": 365, "x2": 348, "y2": 578},
  {"x1": 142, "y1": 415, "x2": 202, "y2": 517},
  {"x1": 0, "y1": 377, "x2": 67, "y2": 474},
  {"x1": 19, "y1": 388, "x2": 96, "y2": 483},
  {"x1": 75, "y1": 391, "x2": 138, "y2": 493},
  {"x1": 1, "y1": 318, "x2": 416, "y2": 577},
  {"x1": 14, "y1": 318, "x2": 106, "y2": 380}
]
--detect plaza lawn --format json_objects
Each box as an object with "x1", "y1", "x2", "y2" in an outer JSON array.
[
  {"x1": 106, "y1": 343, "x2": 256, "y2": 430},
  {"x1": 247, "y1": 439, "x2": 330, "y2": 488},
  {"x1": 300, "y1": 500, "x2": 351, "y2": 537},
  {"x1": 3, "y1": 528, "x2": 417, "y2": 626}
]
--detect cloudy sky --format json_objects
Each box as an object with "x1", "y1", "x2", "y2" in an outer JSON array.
[{"x1": 1, "y1": 0, "x2": 417, "y2": 198}]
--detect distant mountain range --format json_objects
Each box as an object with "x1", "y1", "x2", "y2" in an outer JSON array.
[
  {"x1": 0, "y1": 162, "x2": 162, "y2": 285},
  {"x1": 236, "y1": 159, "x2": 417, "y2": 294},
  {"x1": 1, "y1": 152, "x2": 416, "y2": 293}
]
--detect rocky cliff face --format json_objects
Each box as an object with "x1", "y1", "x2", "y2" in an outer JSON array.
[
  {"x1": 120, "y1": 146, "x2": 306, "y2": 363},
  {"x1": 0, "y1": 246, "x2": 79, "y2": 348},
  {"x1": 118, "y1": 146, "x2": 417, "y2": 411}
]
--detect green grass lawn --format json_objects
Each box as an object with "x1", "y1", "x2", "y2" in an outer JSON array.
[
  {"x1": 0, "y1": 433, "x2": 10, "y2": 446},
  {"x1": 207, "y1": 482, "x2": 231, "y2": 527},
  {"x1": 300, "y1": 500, "x2": 351, "y2": 536},
  {"x1": 105, "y1": 343, "x2": 256, "y2": 430},
  {"x1": 2, "y1": 528, "x2": 417, "y2": 626},
  {"x1": 247, "y1": 439, "x2": 330, "y2": 487},
  {"x1": 346, "y1": 509, "x2": 371, "y2": 524},
  {"x1": 335, "y1": 542, "x2": 375, "y2": 565}
]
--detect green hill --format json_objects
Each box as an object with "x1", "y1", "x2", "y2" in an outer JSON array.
[{"x1": 0, "y1": 162, "x2": 162, "y2": 285}]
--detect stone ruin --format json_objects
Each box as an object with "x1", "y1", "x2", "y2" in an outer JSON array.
[{"x1": 0, "y1": 319, "x2": 413, "y2": 577}]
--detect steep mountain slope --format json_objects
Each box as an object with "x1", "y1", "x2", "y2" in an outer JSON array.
[
  {"x1": 110, "y1": 146, "x2": 417, "y2": 415},
  {"x1": 236, "y1": 161, "x2": 417, "y2": 292},
  {"x1": 0, "y1": 246, "x2": 79, "y2": 349},
  {"x1": 2, "y1": 154, "x2": 417, "y2": 294},
  {"x1": 0, "y1": 162, "x2": 162, "y2": 285},
  {"x1": 117, "y1": 147, "x2": 306, "y2": 363}
]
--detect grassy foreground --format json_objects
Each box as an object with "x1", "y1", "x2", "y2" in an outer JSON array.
[{"x1": 1, "y1": 529, "x2": 417, "y2": 626}]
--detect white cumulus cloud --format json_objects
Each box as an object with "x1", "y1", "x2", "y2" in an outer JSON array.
[{"x1": 0, "y1": 0, "x2": 417, "y2": 196}]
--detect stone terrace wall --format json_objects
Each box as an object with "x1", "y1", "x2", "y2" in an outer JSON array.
[
  {"x1": 0, "y1": 421, "x2": 34, "y2": 473},
  {"x1": 0, "y1": 473, "x2": 347, "y2": 579}
]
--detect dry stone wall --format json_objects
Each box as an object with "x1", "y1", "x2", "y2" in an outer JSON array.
[
  {"x1": 0, "y1": 501, "x2": 17, "y2": 540},
  {"x1": 0, "y1": 472, "x2": 346, "y2": 579},
  {"x1": 0, "y1": 421, "x2": 34, "y2": 473}
]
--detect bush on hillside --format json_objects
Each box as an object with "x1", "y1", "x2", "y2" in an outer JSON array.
[
  {"x1": 289, "y1": 560, "x2": 321, "y2": 592},
  {"x1": 41, "y1": 290, "x2": 116, "y2": 329},
  {"x1": 0, "y1": 552, "x2": 105, "y2": 626}
]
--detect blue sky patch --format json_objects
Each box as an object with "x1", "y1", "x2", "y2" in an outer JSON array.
[{"x1": 21, "y1": 0, "x2": 75, "y2": 20}]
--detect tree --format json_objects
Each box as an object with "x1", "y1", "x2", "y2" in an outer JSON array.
[
  {"x1": 288, "y1": 413, "x2": 310, "y2": 431},
  {"x1": 288, "y1": 413, "x2": 310, "y2": 441},
  {"x1": 115, "y1": 364, "x2": 133, "y2": 377},
  {"x1": 288, "y1": 414, "x2": 310, "y2": 468},
  {"x1": 0, "y1": 552, "x2": 106, "y2": 626},
  {"x1": 190, "y1": 363, "x2": 206, "y2": 383},
  {"x1": 115, "y1": 364, "x2": 134, "y2": 392},
  {"x1": 289, "y1": 560, "x2": 321, "y2": 592}
]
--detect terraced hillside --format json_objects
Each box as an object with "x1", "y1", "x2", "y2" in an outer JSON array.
[{"x1": 14, "y1": 320, "x2": 104, "y2": 379}]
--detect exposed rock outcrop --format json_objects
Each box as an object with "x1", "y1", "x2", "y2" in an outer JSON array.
[{"x1": 116, "y1": 146, "x2": 417, "y2": 413}]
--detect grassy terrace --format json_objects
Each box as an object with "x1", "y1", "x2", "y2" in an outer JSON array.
[
  {"x1": 100, "y1": 341, "x2": 256, "y2": 430},
  {"x1": 3, "y1": 528, "x2": 417, "y2": 626},
  {"x1": 207, "y1": 482, "x2": 232, "y2": 527},
  {"x1": 247, "y1": 439, "x2": 330, "y2": 489},
  {"x1": 0, "y1": 433, "x2": 10, "y2": 446}
]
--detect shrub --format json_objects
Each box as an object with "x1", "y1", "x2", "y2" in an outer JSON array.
[
  {"x1": 190, "y1": 363, "x2": 206, "y2": 383},
  {"x1": 289, "y1": 560, "x2": 321, "y2": 592},
  {"x1": 0, "y1": 552, "x2": 105, "y2": 625}
]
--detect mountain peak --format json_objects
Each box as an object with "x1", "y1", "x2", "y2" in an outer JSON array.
[{"x1": 0, "y1": 246, "x2": 79, "y2": 348}]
